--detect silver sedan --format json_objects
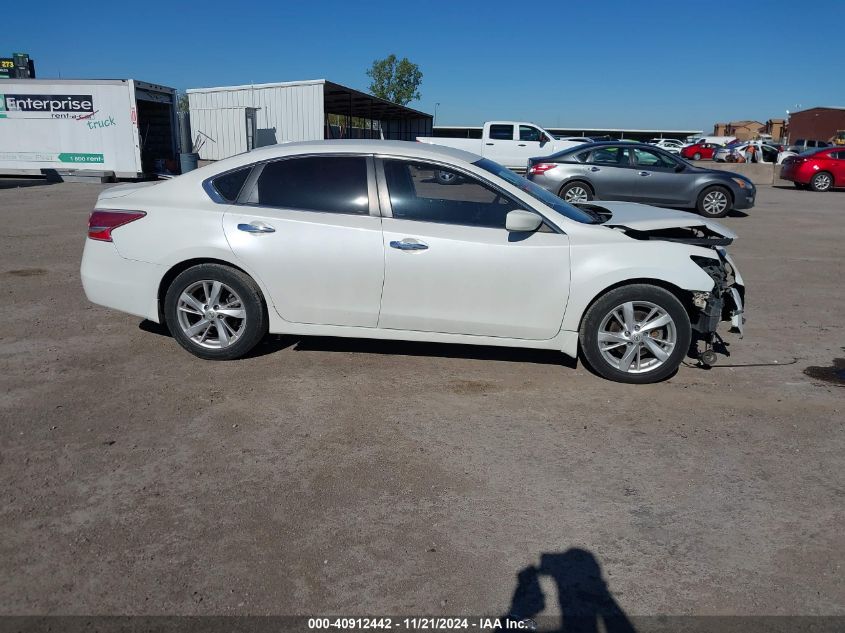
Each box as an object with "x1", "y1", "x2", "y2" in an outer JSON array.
[{"x1": 526, "y1": 142, "x2": 756, "y2": 218}]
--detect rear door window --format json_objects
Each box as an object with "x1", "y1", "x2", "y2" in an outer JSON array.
[
  {"x1": 245, "y1": 156, "x2": 370, "y2": 214},
  {"x1": 585, "y1": 146, "x2": 630, "y2": 165},
  {"x1": 489, "y1": 124, "x2": 514, "y2": 140}
]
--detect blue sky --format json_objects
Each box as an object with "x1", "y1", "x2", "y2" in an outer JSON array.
[{"x1": 7, "y1": 0, "x2": 844, "y2": 131}]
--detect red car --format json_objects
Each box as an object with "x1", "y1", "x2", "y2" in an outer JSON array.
[
  {"x1": 780, "y1": 148, "x2": 845, "y2": 191},
  {"x1": 681, "y1": 141, "x2": 722, "y2": 161}
]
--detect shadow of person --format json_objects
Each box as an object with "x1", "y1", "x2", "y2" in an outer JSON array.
[{"x1": 506, "y1": 549, "x2": 635, "y2": 633}]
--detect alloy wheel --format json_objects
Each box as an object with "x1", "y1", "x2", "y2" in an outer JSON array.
[
  {"x1": 702, "y1": 190, "x2": 728, "y2": 216},
  {"x1": 813, "y1": 173, "x2": 832, "y2": 191},
  {"x1": 597, "y1": 301, "x2": 677, "y2": 374},
  {"x1": 176, "y1": 280, "x2": 247, "y2": 349},
  {"x1": 563, "y1": 186, "x2": 590, "y2": 203}
]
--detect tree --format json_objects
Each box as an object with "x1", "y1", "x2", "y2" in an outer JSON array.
[
  {"x1": 366, "y1": 55, "x2": 422, "y2": 106},
  {"x1": 176, "y1": 92, "x2": 189, "y2": 113}
]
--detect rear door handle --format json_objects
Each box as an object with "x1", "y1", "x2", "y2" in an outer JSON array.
[
  {"x1": 638, "y1": 171, "x2": 651, "y2": 176},
  {"x1": 390, "y1": 239, "x2": 428, "y2": 251},
  {"x1": 517, "y1": 143, "x2": 527, "y2": 147},
  {"x1": 589, "y1": 166, "x2": 600, "y2": 172},
  {"x1": 237, "y1": 222, "x2": 275, "y2": 233}
]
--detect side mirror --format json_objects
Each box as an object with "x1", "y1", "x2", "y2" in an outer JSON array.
[
  {"x1": 506, "y1": 210, "x2": 543, "y2": 232},
  {"x1": 674, "y1": 163, "x2": 685, "y2": 173}
]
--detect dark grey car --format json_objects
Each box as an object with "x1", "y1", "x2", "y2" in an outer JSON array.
[{"x1": 526, "y1": 142, "x2": 756, "y2": 218}]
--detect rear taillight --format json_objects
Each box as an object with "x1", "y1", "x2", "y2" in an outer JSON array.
[
  {"x1": 87, "y1": 210, "x2": 146, "y2": 241},
  {"x1": 528, "y1": 163, "x2": 559, "y2": 175}
]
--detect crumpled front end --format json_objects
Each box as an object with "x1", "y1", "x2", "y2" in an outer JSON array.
[{"x1": 689, "y1": 249, "x2": 746, "y2": 365}]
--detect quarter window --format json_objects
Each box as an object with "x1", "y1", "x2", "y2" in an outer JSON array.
[
  {"x1": 247, "y1": 156, "x2": 369, "y2": 214},
  {"x1": 211, "y1": 167, "x2": 251, "y2": 203},
  {"x1": 383, "y1": 160, "x2": 514, "y2": 229},
  {"x1": 489, "y1": 124, "x2": 514, "y2": 140}
]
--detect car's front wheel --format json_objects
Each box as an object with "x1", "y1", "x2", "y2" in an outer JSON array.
[
  {"x1": 696, "y1": 185, "x2": 731, "y2": 218},
  {"x1": 164, "y1": 263, "x2": 267, "y2": 360},
  {"x1": 810, "y1": 171, "x2": 833, "y2": 192},
  {"x1": 579, "y1": 284, "x2": 691, "y2": 384}
]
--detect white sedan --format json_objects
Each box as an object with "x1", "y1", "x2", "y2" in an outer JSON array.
[
  {"x1": 81, "y1": 140, "x2": 745, "y2": 383},
  {"x1": 647, "y1": 139, "x2": 684, "y2": 154}
]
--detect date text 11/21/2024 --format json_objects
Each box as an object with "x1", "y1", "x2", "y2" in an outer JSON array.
[{"x1": 307, "y1": 617, "x2": 535, "y2": 630}]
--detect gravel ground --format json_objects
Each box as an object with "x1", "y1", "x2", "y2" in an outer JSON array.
[{"x1": 0, "y1": 179, "x2": 842, "y2": 620}]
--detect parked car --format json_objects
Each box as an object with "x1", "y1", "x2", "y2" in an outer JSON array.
[
  {"x1": 417, "y1": 121, "x2": 581, "y2": 171},
  {"x1": 526, "y1": 142, "x2": 755, "y2": 218},
  {"x1": 647, "y1": 139, "x2": 684, "y2": 154},
  {"x1": 713, "y1": 142, "x2": 780, "y2": 164},
  {"x1": 786, "y1": 139, "x2": 832, "y2": 153},
  {"x1": 780, "y1": 147, "x2": 845, "y2": 191},
  {"x1": 80, "y1": 140, "x2": 745, "y2": 383},
  {"x1": 681, "y1": 141, "x2": 724, "y2": 161}
]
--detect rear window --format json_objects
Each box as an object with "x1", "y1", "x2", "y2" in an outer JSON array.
[{"x1": 211, "y1": 167, "x2": 251, "y2": 202}]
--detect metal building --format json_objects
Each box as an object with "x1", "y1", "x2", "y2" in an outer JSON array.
[{"x1": 186, "y1": 79, "x2": 432, "y2": 161}]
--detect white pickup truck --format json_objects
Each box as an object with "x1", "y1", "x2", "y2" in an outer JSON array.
[{"x1": 417, "y1": 121, "x2": 585, "y2": 172}]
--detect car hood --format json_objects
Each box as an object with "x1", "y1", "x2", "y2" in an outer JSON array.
[{"x1": 580, "y1": 201, "x2": 736, "y2": 238}]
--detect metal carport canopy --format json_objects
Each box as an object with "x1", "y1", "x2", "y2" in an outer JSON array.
[{"x1": 322, "y1": 81, "x2": 430, "y2": 120}]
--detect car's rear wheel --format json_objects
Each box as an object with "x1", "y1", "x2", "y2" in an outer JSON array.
[
  {"x1": 810, "y1": 171, "x2": 833, "y2": 192},
  {"x1": 696, "y1": 185, "x2": 731, "y2": 218},
  {"x1": 579, "y1": 284, "x2": 691, "y2": 384},
  {"x1": 693, "y1": 152, "x2": 702, "y2": 160},
  {"x1": 164, "y1": 263, "x2": 267, "y2": 360},
  {"x1": 559, "y1": 181, "x2": 593, "y2": 203}
]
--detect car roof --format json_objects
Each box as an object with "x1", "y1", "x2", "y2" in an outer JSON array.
[
  {"x1": 218, "y1": 139, "x2": 483, "y2": 170},
  {"x1": 539, "y1": 141, "x2": 675, "y2": 161}
]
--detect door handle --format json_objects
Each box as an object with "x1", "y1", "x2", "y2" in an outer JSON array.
[
  {"x1": 517, "y1": 143, "x2": 527, "y2": 147},
  {"x1": 485, "y1": 142, "x2": 494, "y2": 146},
  {"x1": 638, "y1": 171, "x2": 651, "y2": 176},
  {"x1": 589, "y1": 166, "x2": 600, "y2": 172},
  {"x1": 237, "y1": 222, "x2": 275, "y2": 233},
  {"x1": 390, "y1": 239, "x2": 428, "y2": 251}
]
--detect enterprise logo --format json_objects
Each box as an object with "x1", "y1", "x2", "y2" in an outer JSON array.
[{"x1": 2, "y1": 94, "x2": 94, "y2": 113}]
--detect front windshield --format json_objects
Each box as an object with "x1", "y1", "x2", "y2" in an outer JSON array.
[{"x1": 473, "y1": 158, "x2": 598, "y2": 224}]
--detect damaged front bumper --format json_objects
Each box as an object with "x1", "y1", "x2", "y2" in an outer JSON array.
[{"x1": 690, "y1": 250, "x2": 746, "y2": 362}]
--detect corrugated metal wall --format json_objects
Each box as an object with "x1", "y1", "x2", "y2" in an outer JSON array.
[{"x1": 187, "y1": 82, "x2": 324, "y2": 160}]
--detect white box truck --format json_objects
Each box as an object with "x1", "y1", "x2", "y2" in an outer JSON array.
[{"x1": 0, "y1": 79, "x2": 178, "y2": 179}]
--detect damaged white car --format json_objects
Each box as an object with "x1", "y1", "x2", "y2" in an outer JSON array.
[{"x1": 81, "y1": 141, "x2": 745, "y2": 384}]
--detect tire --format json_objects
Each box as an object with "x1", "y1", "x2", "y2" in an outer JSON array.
[
  {"x1": 810, "y1": 171, "x2": 833, "y2": 192},
  {"x1": 164, "y1": 263, "x2": 268, "y2": 360},
  {"x1": 559, "y1": 181, "x2": 594, "y2": 203},
  {"x1": 692, "y1": 152, "x2": 702, "y2": 160},
  {"x1": 579, "y1": 284, "x2": 692, "y2": 384},
  {"x1": 696, "y1": 185, "x2": 732, "y2": 218}
]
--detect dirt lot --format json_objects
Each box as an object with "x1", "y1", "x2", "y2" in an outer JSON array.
[{"x1": 0, "y1": 179, "x2": 842, "y2": 620}]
